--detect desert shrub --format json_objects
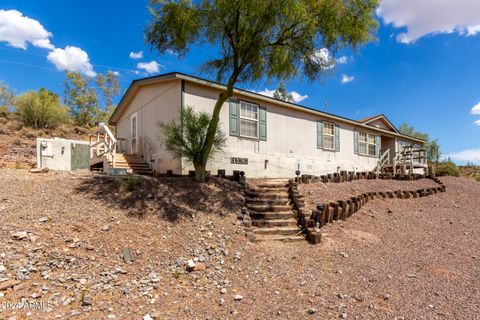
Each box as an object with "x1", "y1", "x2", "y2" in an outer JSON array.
[
  {"x1": 7, "y1": 119, "x2": 23, "y2": 131},
  {"x1": 118, "y1": 176, "x2": 143, "y2": 191},
  {"x1": 436, "y1": 159, "x2": 459, "y2": 177},
  {"x1": 11, "y1": 136, "x2": 22, "y2": 146},
  {"x1": 0, "y1": 106, "x2": 11, "y2": 118},
  {"x1": 15, "y1": 88, "x2": 69, "y2": 129},
  {"x1": 475, "y1": 176, "x2": 480, "y2": 182},
  {"x1": 159, "y1": 106, "x2": 226, "y2": 181},
  {"x1": 19, "y1": 126, "x2": 38, "y2": 139}
]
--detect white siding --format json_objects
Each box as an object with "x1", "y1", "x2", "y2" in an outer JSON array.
[
  {"x1": 184, "y1": 82, "x2": 379, "y2": 178},
  {"x1": 115, "y1": 80, "x2": 182, "y2": 173}
]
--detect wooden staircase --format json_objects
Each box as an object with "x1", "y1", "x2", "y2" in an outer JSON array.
[
  {"x1": 246, "y1": 180, "x2": 305, "y2": 242},
  {"x1": 110, "y1": 153, "x2": 152, "y2": 175}
]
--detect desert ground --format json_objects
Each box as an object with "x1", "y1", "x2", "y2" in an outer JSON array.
[{"x1": 0, "y1": 169, "x2": 479, "y2": 320}]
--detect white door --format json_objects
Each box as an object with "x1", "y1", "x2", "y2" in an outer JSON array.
[{"x1": 130, "y1": 112, "x2": 138, "y2": 154}]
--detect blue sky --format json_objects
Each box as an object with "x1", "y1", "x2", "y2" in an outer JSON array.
[{"x1": 1, "y1": 0, "x2": 480, "y2": 163}]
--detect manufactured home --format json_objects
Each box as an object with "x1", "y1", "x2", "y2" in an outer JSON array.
[{"x1": 89, "y1": 72, "x2": 427, "y2": 178}]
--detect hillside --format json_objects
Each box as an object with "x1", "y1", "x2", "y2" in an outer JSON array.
[
  {"x1": 0, "y1": 170, "x2": 479, "y2": 319},
  {"x1": 0, "y1": 117, "x2": 92, "y2": 169}
]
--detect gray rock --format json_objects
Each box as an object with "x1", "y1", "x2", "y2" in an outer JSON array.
[
  {"x1": 216, "y1": 298, "x2": 225, "y2": 306},
  {"x1": 12, "y1": 231, "x2": 28, "y2": 240},
  {"x1": 81, "y1": 294, "x2": 92, "y2": 306},
  {"x1": 308, "y1": 308, "x2": 317, "y2": 314},
  {"x1": 233, "y1": 294, "x2": 243, "y2": 301}
]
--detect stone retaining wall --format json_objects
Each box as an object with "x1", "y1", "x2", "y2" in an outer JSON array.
[{"x1": 288, "y1": 176, "x2": 446, "y2": 244}]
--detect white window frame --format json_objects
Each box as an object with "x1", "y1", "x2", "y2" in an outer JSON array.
[
  {"x1": 358, "y1": 131, "x2": 377, "y2": 156},
  {"x1": 239, "y1": 100, "x2": 259, "y2": 139},
  {"x1": 323, "y1": 121, "x2": 335, "y2": 151}
]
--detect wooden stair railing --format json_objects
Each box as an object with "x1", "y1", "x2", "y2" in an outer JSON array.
[
  {"x1": 375, "y1": 148, "x2": 391, "y2": 174},
  {"x1": 89, "y1": 123, "x2": 117, "y2": 168}
]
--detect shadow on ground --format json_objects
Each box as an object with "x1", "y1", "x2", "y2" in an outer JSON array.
[{"x1": 75, "y1": 175, "x2": 244, "y2": 222}]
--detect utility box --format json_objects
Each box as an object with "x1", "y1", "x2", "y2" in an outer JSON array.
[{"x1": 36, "y1": 138, "x2": 90, "y2": 171}]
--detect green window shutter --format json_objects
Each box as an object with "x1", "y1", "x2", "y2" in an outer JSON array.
[
  {"x1": 375, "y1": 135, "x2": 381, "y2": 157},
  {"x1": 317, "y1": 121, "x2": 323, "y2": 149},
  {"x1": 229, "y1": 99, "x2": 239, "y2": 136},
  {"x1": 353, "y1": 129, "x2": 359, "y2": 154},
  {"x1": 259, "y1": 106, "x2": 267, "y2": 141},
  {"x1": 335, "y1": 125, "x2": 340, "y2": 152}
]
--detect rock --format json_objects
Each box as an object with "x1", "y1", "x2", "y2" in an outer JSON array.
[
  {"x1": 194, "y1": 263, "x2": 206, "y2": 271},
  {"x1": 307, "y1": 308, "x2": 317, "y2": 314},
  {"x1": 0, "y1": 280, "x2": 20, "y2": 291},
  {"x1": 216, "y1": 298, "x2": 225, "y2": 306},
  {"x1": 38, "y1": 217, "x2": 48, "y2": 223},
  {"x1": 339, "y1": 252, "x2": 348, "y2": 258},
  {"x1": 383, "y1": 293, "x2": 391, "y2": 300},
  {"x1": 186, "y1": 260, "x2": 196, "y2": 271},
  {"x1": 0, "y1": 265, "x2": 6, "y2": 272},
  {"x1": 150, "y1": 311, "x2": 161, "y2": 319},
  {"x1": 340, "y1": 312, "x2": 348, "y2": 319},
  {"x1": 220, "y1": 288, "x2": 227, "y2": 294},
  {"x1": 122, "y1": 248, "x2": 134, "y2": 264},
  {"x1": 101, "y1": 225, "x2": 110, "y2": 231},
  {"x1": 12, "y1": 231, "x2": 28, "y2": 240},
  {"x1": 81, "y1": 294, "x2": 92, "y2": 306},
  {"x1": 143, "y1": 315, "x2": 153, "y2": 320},
  {"x1": 234, "y1": 252, "x2": 241, "y2": 261},
  {"x1": 233, "y1": 294, "x2": 243, "y2": 301}
]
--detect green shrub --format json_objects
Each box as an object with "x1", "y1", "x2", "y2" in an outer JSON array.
[
  {"x1": 15, "y1": 88, "x2": 69, "y2": 129},
  {"x1": 475, "y1": 176, "x2": 480, "y2": 182},
  {"x1": 436, "y1": 160, "x2": 460, "y2": 177},
  {"x1": 118, "y1": 176, "x2": 143, "y2": 191}
]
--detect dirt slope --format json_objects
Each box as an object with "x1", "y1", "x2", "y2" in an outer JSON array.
[{"x1": 0, "y1": 170, "x2": 479, "y2": 319}]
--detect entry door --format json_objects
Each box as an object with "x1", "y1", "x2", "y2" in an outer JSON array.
[{"x1": 130, "y1": 112, "x2": 138, "y2": 154}]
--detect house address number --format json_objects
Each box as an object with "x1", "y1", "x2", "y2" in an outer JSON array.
[{"x1": 230, "y1": 157, "x2": 248, "y2": 165}]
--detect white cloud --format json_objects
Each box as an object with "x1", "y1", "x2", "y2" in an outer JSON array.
[
  {"x1": 378, "y1": 0, "x2": 480, "y2": 44},
  {"x1": 471, "y1": 102, "x2": 480, "y2": 115},
  {"x1": 109, "y1": 70, "x2": 120, "y2": 76},
  {"x1": 47, "y1": 46, "x2": 96, "y2": 77},
  {"x1": 129, "y1": 51, "x2": 143, "y2": 59},
  {"x1": 312, "y1": 48, "x2": 335, "y2": 69},
  {"x1": 475, "y1": 119, "x2": 480, "y2": 126},
  {"x1": 255, "y1": 88, "x2": 308, "y2": 103},
  {"x1": 444, "y1": 148, "x2": 480, "y2": 163},
  {"x1": 341, "y1": 74, "x2": 355, "y2": 84},
  {"x1": 136, "y1": 61, "x2": 161, "y2": 74},
  {"x1": 290, "y1": 91, "x2": 308, "y2": 103},
  {"x1": 337, "y1": 56, "x2": 348, "y2": 64},
  {"x1": 0, "y1": 9, "x2": 53, "y2": 50}
]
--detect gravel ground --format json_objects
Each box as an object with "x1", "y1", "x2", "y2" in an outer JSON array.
[
  {"x1": 0, "y1": 169, "x2": 479, "y2": 320},
  {"x1": 300, "y1": 178, "x2": 440, "y2": 212}
]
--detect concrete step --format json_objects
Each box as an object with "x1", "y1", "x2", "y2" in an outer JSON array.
[
  {"x1": 245, "y1": 191, "x2": 289, "y2": 200},
  {"x1": 250, "y1": 211, "x2": 295, "y2": 220},
  {"x1": 253, "y1": 226, "x2": 301, "y2": 236},
  {"x1": 247, "y1": 204, "x2": 292, "y2": 212},
  {"x1": 250, "y1": 187, "x2": 289, "y2": 193},
  {"x1": 252, "y1": 218, "x2": 298, "y2": 228},
  {"x1": 255, "y1": 183, "x2": 289, "y2": 188},
  {"x1": 114, "y1": 164, "x2": 151, "y2": 169},
  {"x1": 245, "y1": 197, "x2": 289, "y2": 206},
  {"x1": 255, "y1": 234, "x2": 305, "y2": 242}
]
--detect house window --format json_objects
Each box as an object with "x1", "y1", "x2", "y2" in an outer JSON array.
[
  {"x1": 359, "y1": 131, "x2": 377, "y2": 156},
  {"x1": 323, "y1": 122, "x2": 335, "y2": 150},
  {"x1": 240, "y1": 101, "x2": 258, "y2": 138}
]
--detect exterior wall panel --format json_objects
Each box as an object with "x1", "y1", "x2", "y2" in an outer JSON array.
[
  {"x1": 115, "y1": 80, "x2": 182, "y2": 173},
  {"x1": 183, "y1": 82, "x2": 380, "y2": 178}
]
